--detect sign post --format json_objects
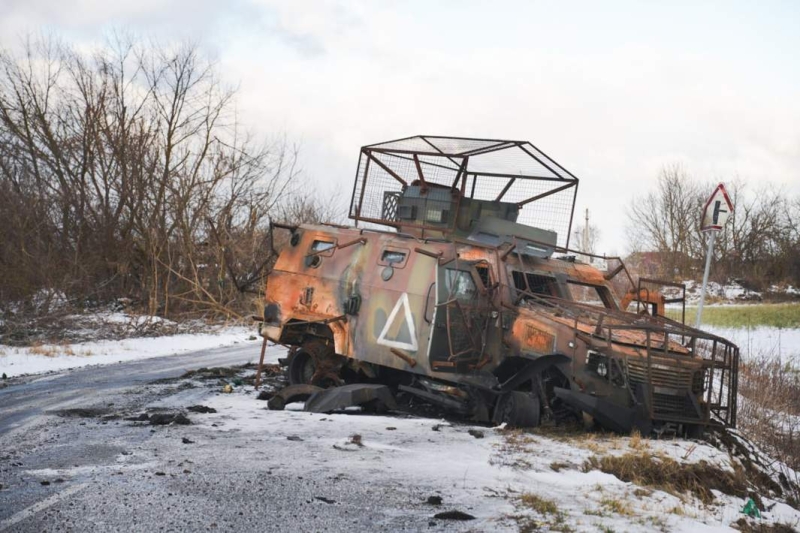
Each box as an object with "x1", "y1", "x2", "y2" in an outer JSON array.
[{"x1": 696, "y1": 183, "x2": 734, "y2": 328}]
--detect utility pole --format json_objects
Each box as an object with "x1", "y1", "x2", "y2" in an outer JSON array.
[{"x1": 583, "y1": 208, "x2": 589, "y2": 262}]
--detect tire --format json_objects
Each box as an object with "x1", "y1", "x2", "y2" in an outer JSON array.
[
  {"x1": 287, "y1": 341, "x2": 339, "y2": 387},
  {"x1": 288, "y1": 349, "x2": 316, "y2": 385},
  {"x1": 492, "y1": 391, "x2": 541, "y2": 428}
]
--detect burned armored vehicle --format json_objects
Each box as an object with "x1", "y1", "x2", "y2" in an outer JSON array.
[{"x1": 259, "y1": 136, "x2": 739, "y2": 435}]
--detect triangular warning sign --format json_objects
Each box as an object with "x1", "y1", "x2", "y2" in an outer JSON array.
[
  {"x1": 376, "y1": 293, "x2": 418, "y2": 351},
  {"x1": 701, "y1": 183, "x2": 734, "y2": 232}
]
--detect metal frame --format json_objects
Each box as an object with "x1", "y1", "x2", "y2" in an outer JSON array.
[
  {"x1": 351, "y1": 135, "x2": 580, "y2": 247},
  {"x1": 506, "y1": 285, "x2": 738, "y2": 427},
  {"x1": 497, "y1": 237, "x2": 737, "y2": 428}
]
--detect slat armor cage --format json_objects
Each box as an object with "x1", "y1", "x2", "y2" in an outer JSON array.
[{"x1": 349, "y1": 135, "x2": 579, "y2": 247}]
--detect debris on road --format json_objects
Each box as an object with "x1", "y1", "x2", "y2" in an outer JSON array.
[
  {"x1": 267, "y1": 384, "x2": 323, "y2": 411},
  {"x1": 426, "y1": 496, "x2": 443, "y2": 505},
  {"x1": 468, "y1": 429, "x2": 485, "y2": 439},
  {"x1": 187, "y1": 405, "x2": 217, "y2": 414},
  {"x1": 149, "y1": 413, "x2": 191, "y2": 426},
  {"x1": 303, "y1": 384, "x2": 398, "y2": 414},
  {"x1": 433, "y1": 510, "x2": 475, "y2": 521},
  {"x1": 182, "y1": 437, "x2": 195, "y2": 444},
  {"x1": 256, "y1": 390, "x2": 273, "y2": 401}
]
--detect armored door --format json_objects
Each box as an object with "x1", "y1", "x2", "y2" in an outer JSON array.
[{"x1": 429, "y1": 260, "x2": 493, "y2": 372}]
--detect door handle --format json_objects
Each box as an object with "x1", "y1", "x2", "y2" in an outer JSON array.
[{"x1": 424, "y1": 282, "x2": 435, "y2": 323}]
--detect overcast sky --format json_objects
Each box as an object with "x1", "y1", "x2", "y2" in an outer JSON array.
[{"x1": 2, "y1": 0, "x2": 798, "y2": 253}]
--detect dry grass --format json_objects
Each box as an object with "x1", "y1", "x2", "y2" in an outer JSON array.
[
  {"x1": 28, "y1": 341, "x2": 74, "y2": 357},
  {"x1": 583, "y1": 451, "x2": 748, "y2": 504},
  {"x1": 733, "y1": 517, "x2": 800, "y2": 533},
  {"x1": 667, "y1": 504, "x2": 687, "y2": 516},
  {"x1": 532, "y1": 424, "x2": 625, "y2": 454},
  {"x1": 628, "y1": 431, "x2": 649, "y2": 451},
  {"x1": 513, "y1": 493, "x2": 574, "y2": 533},
  {"x1": 738, "y1": 353, "x2": 800, "y2": 474},
  {"x1": 599, "y1": 497, "x2": 634, "y2": 516},
  {"x1": 490, "y1": 430, "x2": 538, "y2": 469},
  {"x1": 518, "y1": 493, "x2": 559, "y2": 515}
]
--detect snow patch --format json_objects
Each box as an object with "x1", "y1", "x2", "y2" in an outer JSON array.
[
  {"x1": 705, "y1": 326, "x2": 800, "y2": 362},
  {"x1": 0, "y1": 326, "x2": 259, "y2": 377}
]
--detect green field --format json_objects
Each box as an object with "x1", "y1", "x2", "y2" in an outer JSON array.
[{"x1": 665, "y1": 303, "x2": 800, "y2": 329}]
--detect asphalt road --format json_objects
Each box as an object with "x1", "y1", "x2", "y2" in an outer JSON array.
[
  {"x1": 0, "y1": 343, "x2": 263, "y2": 438},
  {"x1": 0, "y1": 344, "x2": 483, "y2": 532}
]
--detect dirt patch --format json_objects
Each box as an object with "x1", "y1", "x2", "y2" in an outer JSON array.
[
  {"x1": 706, "y1": 427, "x2": 796, "y2": 508},
  {"x1": 51, "y1": 407, "x2": 112, "y2": 418},
  {"x1": 181, "y1": 366, "x2": 242, "y2": 380},
  {"x1": 179, "y1": 363, "x2": 280, "y2": 387},
  {"x1": 733, "y1": 517, "x2": 799, "y2": 533}
]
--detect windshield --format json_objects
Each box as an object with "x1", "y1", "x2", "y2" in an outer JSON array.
[{"x1": 566, "y1": 280, "x2": 618, "y2": 309}]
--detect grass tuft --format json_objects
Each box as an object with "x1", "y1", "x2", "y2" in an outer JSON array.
[
  {"x1": 666, "y1": 303, "x2": 800, "y2": 329},
  {"x1": 518, "y1": 493, "x2": 559, "y2": 515},
  {"x1": 599, "y1": 497, "x2": 634, "y2": 516}
]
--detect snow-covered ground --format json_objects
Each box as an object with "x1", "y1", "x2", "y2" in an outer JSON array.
[
  {"x1": 183, "y1": 384, "x2": 800, "y2": 532},
  {"x1": 661, "y1": 279, "x2": 800, "y2": 305},
  {"x1": 706, "y1": 325, "x2": 800, "y2": 363},
  {"x1": 0, "y1": 326, "x2": 259, "y2": 378}
]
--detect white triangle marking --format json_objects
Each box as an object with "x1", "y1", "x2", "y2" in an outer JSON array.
[{"x1": 376, "y1": 292, "x2": 418, "y2": 351}]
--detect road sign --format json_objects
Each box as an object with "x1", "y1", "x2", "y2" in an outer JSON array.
[
  {"x1": 701, "y1": 183, "x2": 733, "y2": 232},
  {"x1": 696, "y1": 183, "x2": 734, "y2": 328}
]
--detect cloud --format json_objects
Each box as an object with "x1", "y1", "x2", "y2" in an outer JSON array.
[
  {"x1": 1, "y1": 1, "x2": 798, "y2": 252},
  {"x1": 0, "y1": 0, "x2": 233, "y2": 46}
]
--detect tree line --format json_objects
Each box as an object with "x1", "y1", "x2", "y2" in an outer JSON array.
[
  {"x1": 626, "y1": 165, "x2": 800, "y2": 288},
  {"x1": 0, "y1": 35, "x2": 335, "y2": 319}
]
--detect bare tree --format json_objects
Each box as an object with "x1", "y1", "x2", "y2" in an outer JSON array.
[
  {"x1": 0, "y1": 34, "x2": 324, "y2": 318},
  {"x1": 626, "y1": 165, "x2": 800, "y2": 287},
  {"x1": 627, "y1": 165, "x2": 701, "y2": 277}
]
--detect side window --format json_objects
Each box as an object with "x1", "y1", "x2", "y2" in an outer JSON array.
[
  {"x1": 475, "y1": 265, "x2": 492, "y2": 287},
  {"x1": 511, "y1": 271, "x2": 557, "y2": 297},
  {"x1": 444, "y1": 269, "x2": 478, "y2": 301},
  {"x1": 310, "y1": 239, "x2": 336, "y2": 257},
  {"x1": 378, "y1": 248, "x2": 409, "y2": 268}
]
